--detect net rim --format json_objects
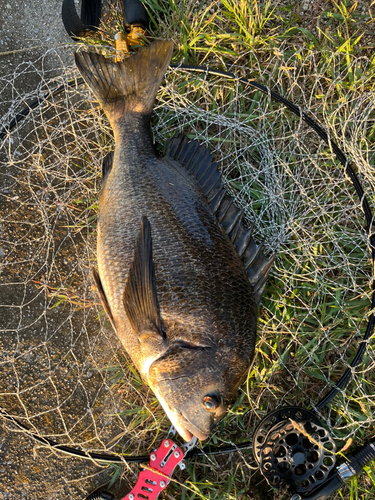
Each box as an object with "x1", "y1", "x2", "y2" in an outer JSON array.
[{"x1": 1, "y1": 61, "x2": 374, "y2": 462}]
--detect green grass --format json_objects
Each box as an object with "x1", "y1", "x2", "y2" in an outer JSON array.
[{"x1": 71, "y1": 1, "x2": 375, "y2": 499}]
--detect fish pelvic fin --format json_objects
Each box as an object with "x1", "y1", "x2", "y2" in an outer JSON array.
[
  {"x1": 123, "y1": 216, "x2": 165, "y2": 340},
  {"x1": 93, "y1": 268, "x2": 116, "y2": 331},
  {"x1": 165, "y1": 133, "x2": 274, "y2": 305},
  {"x1": 74, "y1": 40, "x2": 173, "y2": 126},
  {"x1": 101, "y1": 151, "x2": 114, "y2": 184}
]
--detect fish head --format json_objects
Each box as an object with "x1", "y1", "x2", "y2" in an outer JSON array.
[{"x1": 148, "y1": 344, "x2": 246, "y2": 442}]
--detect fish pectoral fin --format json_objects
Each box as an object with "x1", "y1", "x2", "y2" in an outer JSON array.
[
  {"x1": 123, "y1": 216, "x2": 165, "y2": 340},
  {"x1": 93, "y1": 268, "x2": 117, "y2": 331}
]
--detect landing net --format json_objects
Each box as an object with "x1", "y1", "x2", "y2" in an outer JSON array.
[{"x1": 0, "y1": 46, "x2": 374, "y2": 498}]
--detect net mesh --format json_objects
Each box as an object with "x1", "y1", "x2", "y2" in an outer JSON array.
[{"x1": 0, "y1": 45, "x2": 374, "y2": 498}]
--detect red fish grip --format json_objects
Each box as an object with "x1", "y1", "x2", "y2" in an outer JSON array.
[{"x1": 121, "y1": 439, "x2": 185, "y2": 500}]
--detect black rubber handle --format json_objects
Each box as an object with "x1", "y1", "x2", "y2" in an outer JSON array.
[
  {"x1": 122, "y1": 0, "x2": 149, "y2": 28},
  {"x1": 347, "y1": 441, "x2": 375, "y2": 474},
  {"x1": 81, "y1": 0, "x2": 102, "y2": 27},
  {"x1": 62, "y1": 0, "x2": 101, "y2": 39}
]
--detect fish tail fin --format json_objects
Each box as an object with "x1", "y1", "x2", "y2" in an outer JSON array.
[{"x1": 74, "y1": 40, "x2": 173, "y2": 125}]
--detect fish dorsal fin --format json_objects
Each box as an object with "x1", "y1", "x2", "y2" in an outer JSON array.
[
  {"x1": 123, "y1": 216, "x2": 165, "y2": 339},
  {"x1": 93, "y1": 268, "x2": 116, "y2": 331},
  {"x1": 165, "y1": 133, "x2": 274, "y2": 305}
]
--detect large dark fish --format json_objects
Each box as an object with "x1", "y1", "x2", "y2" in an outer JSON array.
[{"x1": 75, "y1": 40, "x2": 273, "y2": 442}]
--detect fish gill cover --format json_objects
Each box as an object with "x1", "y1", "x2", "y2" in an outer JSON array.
[{"x1": 0, "y1": 41, "x2": 374, "y2": 500}]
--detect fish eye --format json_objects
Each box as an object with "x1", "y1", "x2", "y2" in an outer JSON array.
[{"x1": 202, "y1": 395, "x2": 220, "y2": 411}]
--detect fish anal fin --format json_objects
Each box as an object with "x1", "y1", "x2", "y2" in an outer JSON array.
[
  {"x1": 93, "y1": 268, "x2": 116, "y2": 331},
  {"x1": 123, "y1": 216, "x2": 165, "y2": 340},
  {"x1": 165, "y1": 133, "x2": 275, "y2": 304}
]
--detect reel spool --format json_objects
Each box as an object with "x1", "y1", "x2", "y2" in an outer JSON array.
[{"x1": 253, "y1": 407, "x2": 336, "y2": 496}]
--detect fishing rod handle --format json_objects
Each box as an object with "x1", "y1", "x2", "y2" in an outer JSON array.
[
  {"x1": 122, "y1": 0, "x2": 149, "y2": 29},
  {"x1": 339, "y1": 440, "x2": 375, "y2": 477}
]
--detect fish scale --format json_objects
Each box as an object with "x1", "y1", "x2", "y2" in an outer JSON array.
[{"x1": 75, "y1": 39, "x2": 273, "y2": 442}]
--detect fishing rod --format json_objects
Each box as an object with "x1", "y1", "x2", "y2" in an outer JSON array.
[{"x1": 1, "y1": 1, "x2": 374, "y2": 499}]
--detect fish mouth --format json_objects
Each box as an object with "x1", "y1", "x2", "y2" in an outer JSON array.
[
  {"x1": 170, "y1": 413, "x2": 209, "y2": 442},
  {"x1": 179, "y1": 414, "x2": 209, "y2": 441},
  {"x1": 174, "y1": 420, "x2": 194, "y2": 442},
  {"x1": 153, "y1": 386, "x2": 209, "y2": 442}
]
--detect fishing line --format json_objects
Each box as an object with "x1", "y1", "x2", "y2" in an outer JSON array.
[{"x1": 0, "y1": 61, "x2": 374, "y2": 464}]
